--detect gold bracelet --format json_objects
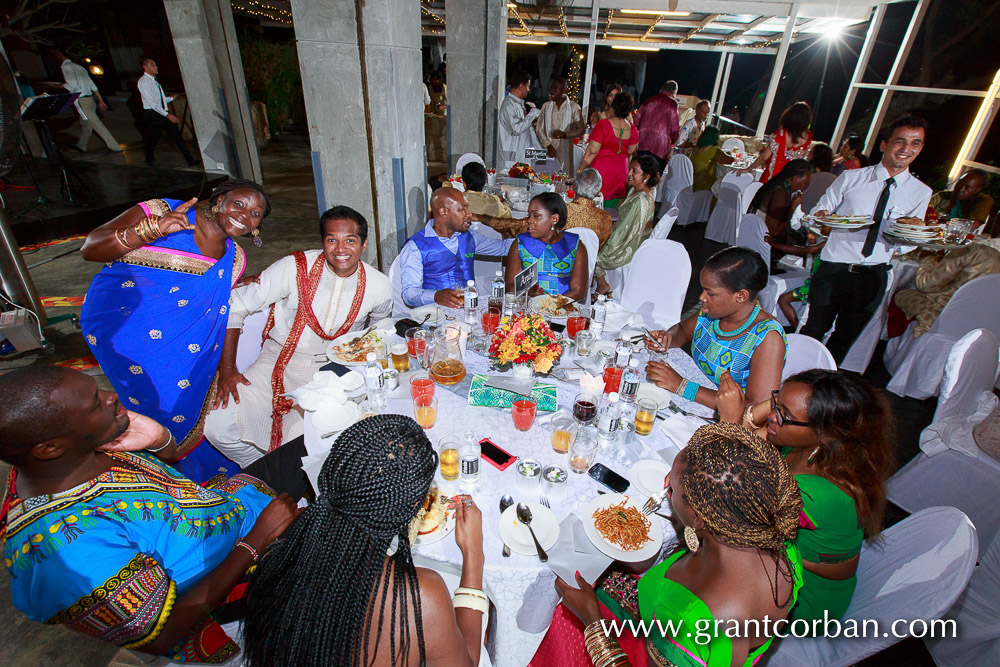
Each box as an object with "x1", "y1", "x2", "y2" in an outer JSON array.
[
  {"x1": 115, "y1": 227, "x2": 137, "y2": 250},
  {"x1": 743, "y1": 404, "x2": 759, "y2": 429},
  {"x1": 132, "y1": 220, "x2": 150, "y2": 245}
]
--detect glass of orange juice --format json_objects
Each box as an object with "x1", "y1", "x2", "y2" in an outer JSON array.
[
  {"x1": 438, "y1": 436, "x2": 460, "y2": 481},
  {"x1": 413, "y1": 393, "x2": 438, "y2": 430},
  {"x1": 549, "y1": 414, "x2": 577, "y2": 454}
]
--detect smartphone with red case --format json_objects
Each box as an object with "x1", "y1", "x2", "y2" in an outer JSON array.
[{"x1": 480, "y1": 438, "x2": 517, "y2": 471}]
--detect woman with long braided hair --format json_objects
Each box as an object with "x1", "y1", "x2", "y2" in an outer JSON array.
[
  {"x1": 531, "y1": 422, "x2": 803, "y2": 667},
  {"x1": 241, "y1": 414, "x2": 486, "y2": 666},
  {"x1": 717, "y1": 368, "x2": 895, "y2": 626}
]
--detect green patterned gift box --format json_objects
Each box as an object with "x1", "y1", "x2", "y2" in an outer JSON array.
[{"x1": 467, "y1": 374, "x2": 558, "y2": 411}]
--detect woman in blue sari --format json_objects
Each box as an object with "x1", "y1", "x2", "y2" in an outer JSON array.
[
  {"x1": 504, "y1": 192, "x2": 589, "y2": 301},
  {"x1": 80, "y1": 179, "x2": 270, "y2": 476}
]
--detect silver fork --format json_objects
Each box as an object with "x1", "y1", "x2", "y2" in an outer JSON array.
[
  {"x1": 642, "y1": 496, "x2": 661, "y2": 516},
  {"x1": 539, "y1": 495, "x2": 551, "y2": 509},
  {"x1": 499, "y1": 495, "x2": 514, "y2": 558}
]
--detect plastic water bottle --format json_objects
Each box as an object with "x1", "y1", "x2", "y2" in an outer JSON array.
[
  {"x1": 364, "y1": 352, "x2": 387, "y2": 410},
  {"x1": 459, "y1": 430, "x2": 481, "y2": 486},
  {"x1": 614, "y1": 339, "x2": 632, "y2": 368},
  {"x1": 464, "y1": 280, "x2": 478, "y2": 323},
  {"x1": 489, "y1": 270, "x2": 505, "y2": 313},
  {"x1": 620, "y1": 359, "x2": 640, "y2": 404},
  {"x1": 597, "y1": 392, "x2": 621, "y2": 450},
  {"x1": 591, "y1": 294, "x2": 607, "y2": 339}
]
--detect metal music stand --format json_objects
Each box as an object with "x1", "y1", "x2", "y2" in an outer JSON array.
[{"x1": 21, "y1": 93, "x2": 87, "y2": 205}]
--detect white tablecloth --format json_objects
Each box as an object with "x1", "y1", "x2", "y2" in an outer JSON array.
[{"x1": 303, "y1": 323, "x2": 714, "y2": 666}]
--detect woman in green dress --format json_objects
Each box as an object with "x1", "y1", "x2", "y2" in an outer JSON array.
[
  {"x1": 717, "y1": 368, "x2": 896, "y2": 625},
  {"x1": 690, "y1": 126, "x2": 735, "y2": 192},
  {"x1": 530, "y1": 422, "x2": 803, "y2": 666}
]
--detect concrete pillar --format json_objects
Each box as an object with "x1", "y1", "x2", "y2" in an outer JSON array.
[
  {"x1": 446, "y1": 0, "x2": 507, "y2": 170},
  {"x1": 162, "y1": 0, "x2": 262, "y2": 179},
  {"x1": 290, "y1": 0, "x2": 425, "y2": 270}
]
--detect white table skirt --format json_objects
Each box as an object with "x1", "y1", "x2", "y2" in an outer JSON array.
[{"x1": 303, "y1": 323, "x2": 714, "y2": 666}]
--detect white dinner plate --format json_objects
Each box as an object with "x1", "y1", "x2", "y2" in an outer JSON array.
[
  {"x1": 498, "y1": 502, "x2": 560, "y2": 556},
  {"x1": 581, "y1": 493, "x2": 664, "y2": 562},
  {"x1": 410, "y1": 305, "x2": 458, "y2": 326},
  {"x1": 325, "y1": 329, "x2": 394, "y2": 365},
  {"x1": 530, "y1": 295, "x2": 581, "y2": 322},
  {"x1": 414, "y1": 504, "x2": 457, "y2": 546},
  {"x1": 629, "y1": 459, "x2": 672, "y2": 498},
  {"x1": 636, "y1": 382, "x2": 672, "y2": 411},
  {"x1": 591, "y1": 340, "x2": 616, "y2": 357}
]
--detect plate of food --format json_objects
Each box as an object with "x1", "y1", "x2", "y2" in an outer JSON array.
[
  {"x1": 531, "y1": 294, "x2": 580, "y2": 321},
  {"x1": 802, "y1": 214, "x2": 875, "y2": 230},
  {"x1": 411, "y1": 487, "x2": 456, "y2": 546},
  {"x1": 629, "y1": 459, "x2": 671, "y2": 498},
  {"x1": 498, "y1": 502, "x2": 560, "y2": 556},
  {"x1": 325, "y1": 329, "x2": 393, "y2": 365},
  {"x1": 582, "y1": 493, "x2": 664, "y2": 562}
]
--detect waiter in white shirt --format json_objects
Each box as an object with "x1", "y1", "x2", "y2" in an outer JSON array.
[
  {"x1": 498, "y1": 70, "x2": 541, "y2": 166},
  {"x1": 137, "y1": 58, "x2": 198, "y2": 167},
  {"x1": 802, "y1": 115, "x2": 933, "y2": 362},
  {"x1": 54, "y1": 51, "x2": 122, "y2": 153}
]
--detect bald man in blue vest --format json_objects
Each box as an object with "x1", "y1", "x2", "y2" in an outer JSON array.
[{"x1": 398, "y1": 188, "x2": 513, "y2": 308}]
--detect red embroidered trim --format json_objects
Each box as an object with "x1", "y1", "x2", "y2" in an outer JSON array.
[{"x1": 266, "y1": 253, "x2": 367, "y2": 451}]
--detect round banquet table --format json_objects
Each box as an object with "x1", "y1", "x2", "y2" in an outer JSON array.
[{"x1": 303, "y1": 316, "x2": 716, "y2": 666}]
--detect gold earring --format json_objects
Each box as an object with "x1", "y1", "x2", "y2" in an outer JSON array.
[
  {"x1": 684, "y1": 525, "x2": 700, "y2": 553},
  {"x1": 211, "y1": 204, "x2": 220, "y2": 215},
  {"x1": 807, "y1": 445, "x2": 822, "y2": 465},
  {"x1": 251, "y1": 229, "x2": 262, "y2": 248}
]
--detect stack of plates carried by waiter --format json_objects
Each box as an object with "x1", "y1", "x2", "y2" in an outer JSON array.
[{"x1": 886, "y1": 217, "x2": 945, "y2": 243}]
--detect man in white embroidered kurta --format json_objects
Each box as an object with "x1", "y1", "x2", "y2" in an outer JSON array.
[
  {"x1": 498, "y1": 72, "x2": 541, "y2": 166},
  {"x1": 535, "y1": 78, "x2": 583, "y2": 174},
  {"x1": 204, "y1": 212, "x2": 391, "y2": 466}
]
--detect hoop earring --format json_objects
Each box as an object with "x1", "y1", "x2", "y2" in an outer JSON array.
[
  {"x1": 683, "y1": 525, "x2": 700, "y2": 553},
  {"x1": 807, "y1": 445, "x2": 822, "y2": 465},
  {"x1": 251, "y1": 229, "x2": 262, "y2": 248}
]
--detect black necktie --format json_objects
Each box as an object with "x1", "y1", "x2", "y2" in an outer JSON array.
[{"x1": 862, "y1": 176, "x2": 895, "y2": 258}]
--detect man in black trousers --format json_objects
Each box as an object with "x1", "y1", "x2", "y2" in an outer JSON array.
[{"x1": 137, "y1": 58, "x2": 198, "y2": 167}]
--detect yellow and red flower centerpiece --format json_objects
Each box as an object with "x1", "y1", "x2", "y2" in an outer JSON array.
[
  {"x1": 508, "y1": 162, "x2": 536, "y2": 179},
  {"x1": 488, "y1": 313, "x2": 563, "y2": 374}
]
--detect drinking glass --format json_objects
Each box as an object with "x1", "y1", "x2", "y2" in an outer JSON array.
[
  {"x1": 569, "y1": 430, "x2": 597, "y2": 473},
  {"x1": 573, "y1": 392, "x2": 598, "y2": 425},
  {"x1": 413, "y1": 394, "x2": 438, "y2": 430},
  {"x1": 481, "y1": 310, "x2": 501, "y2": 334},
  {"x1": 575, "y1": 330, "x2": 594, "y2": 357},
  {"x1": 372, "y1": 340, "x2": 389, "y2": 369},
  {"x1": 542, "y1": 464, "x2": 568, "y2": 499},
  {"x1": 946, "y1": 218, "x2": 973, "y2": 242},
  {"x1": 516, "y1": 458, "x2": 542, "y2": 492},
  {"x1": 470, "y1": 325, "x2": 490, "y2": 354},
  {"x1": 390, "y1": 342, "x2": 409, "y2": 372},
  {"x1": 603, "y1": 364, "x2": 624, "y2": 394},
  {"x1": 409, "y1": 372, "x2": 435, "y2": 401},
  {"x1": 406, "y1": 328, "x2": 430, "y2": 368},
  {"x1": 549, "y1": 414, "x2": 577, "y2": 454},
  {"x1": 635, "y1": 398, "x2": 657, "y2": 436},
  {"x1": 566, "y1": 306, "x2": 590, "y2": 339},
  {"x1": 438, "y1": 436, "x2": 460, "y2": 481},
  {"x1": 512, "y1": 398, "x2": 537, "y2": 431}
]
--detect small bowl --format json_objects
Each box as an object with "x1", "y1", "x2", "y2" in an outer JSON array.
[{"x1": 382, "y1": 368, "x2": 399, "y2": 391}]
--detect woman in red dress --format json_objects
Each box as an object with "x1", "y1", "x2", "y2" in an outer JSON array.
[
  {"x1": 578, "y1": 92, "x2": 638, "y2": 207},
  {"x1": 744, "y1": 101, "x2": 813, "y2": 183}
]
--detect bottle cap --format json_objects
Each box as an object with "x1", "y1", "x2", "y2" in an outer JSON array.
[
  {"x1": 609, "y1": 392, "x2": 619, "y2": 402},
  {"x1": 628, "y1": 359, "x2": 639, "y2": 368},
  {"x1": 467, "y1": 280, "x2": 475, "y2": 287},
  {"x1": 366, "y1": 352, "x2": 376, "y2": 362},
  {"x1": 495, "y1": 270, "x2": 502, "y2": 277},
  {"x1": 597, "y1": 294, "x2": 606, "y2": 302}
]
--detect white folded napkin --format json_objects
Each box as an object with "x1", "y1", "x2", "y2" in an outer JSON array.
[
  {"x1": 578, "y1": 372, "x2": 604, "y2": 394},
  {"x1": 301, "y1": 451, "x2": 329, "y2": 496},
  {"x1": 290, "y1": 369, "x2": 365, "y2": 437},
  {"x1": 604, "y1": 301, "x2": 637, "y2": 331},
  {"x1": 546, "y1": 515, "x2": 613, "y2": 589},
  {"x1": 658, "y1": 411, "x2": 709, "y2": 448}
]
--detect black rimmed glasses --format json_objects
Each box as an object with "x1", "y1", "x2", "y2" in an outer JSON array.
[{"x1": 770, "y1": 390, "x2": 812, "y2": 428}]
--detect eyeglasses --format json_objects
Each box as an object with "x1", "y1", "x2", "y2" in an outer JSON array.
[{"x1": 770, "y1": 390, "x2": 812, "y2": 428}]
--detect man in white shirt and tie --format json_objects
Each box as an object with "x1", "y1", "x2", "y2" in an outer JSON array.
[
  {"x1": 137, "y1": 58, "x2": 198, "y2": 167},
  {"x1": 802, "y1": 115, "x2": 933, "y2": 362},
  {"x1": 54, "y1": 51, "x2": 122, "y2": 153}
]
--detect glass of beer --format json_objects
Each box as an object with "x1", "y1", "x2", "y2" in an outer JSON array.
[
  {"x1": 413, "y1": 394, "x2": 438, "y2": 430},
  {"x1": 549, "y1": 414, "x2": 577, "y2": 454},
  {"x1": 569, "y1": 429, "x2": 597, "y2": 473},
  {"x1": 390, "y1": 342, "x2": 409, "y2": 372},
  {"x1": 409, "y1": 372, "x2": 435, "y2": 401},
  {"x1": 406, "y1": 328, "x2": 430, "y2": 368},
  {"x1": 438, "y1": 436, "x2": 460, "y2": 481},
  {"x1": 635, "y1": 398, "x2": 657, "y2": 436}
]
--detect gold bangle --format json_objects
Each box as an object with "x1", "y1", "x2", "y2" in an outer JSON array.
[
  {"x1": 132, "y1": 220, "x2": 150, "y2": 245},
  {"x1": 115, "y1": 228, "x2": 137, "y2": 250},
  {"x1": 743, "y1": 404, "x2": 759, "y2": 429}
]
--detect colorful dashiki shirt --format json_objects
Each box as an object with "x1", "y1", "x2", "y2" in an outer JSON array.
[
  {"x1": 691, "y1": 313, "x2": 787, "y2": 389},
  {"x1": 0, "y1": 452, "x2": 272, "y2": 663},
  {"x1": 517, "y1": 232, "x2": 579, "y2": 295}
]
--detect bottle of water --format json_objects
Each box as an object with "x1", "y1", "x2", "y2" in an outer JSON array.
[
  {"x1": 597, "y1": 392, "x2": 621, "y2": 450},
  {"x1": 620, "y1": 359, "x2": 640, "y2": 404},
  {"x1": 591, "y1": 294, "x2": 607, "y2": 339},
  {"x1": 614, "y1": 339, "x2": 632, "y2": 368},
  {"x1": 459, "y1": 430, "x2": 481, "y2": 486},
  {"x1": 489, "y1": 270, "x2": 505, "y2": 313},
  {"x1": 364, "y1": 352, "x2": 386, "y2": 410},
  {"x1": 464, "y1": 279, "x2": 478, "y2": 323}
]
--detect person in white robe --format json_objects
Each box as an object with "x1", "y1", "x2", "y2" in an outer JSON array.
[
  {"x1": 204, "y1": 206, "x2": 392, "y2": 466},
  {"x1": 535, "y1": 77, "x2": 583, "y2": 174},
  {"x1": 498, "y1": 70, "x2": 541, "y2": 166}
]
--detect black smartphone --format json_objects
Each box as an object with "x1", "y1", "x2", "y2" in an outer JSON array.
[
  {"x1": 588, "y1": 462, "x2": 630, "y2": 493},
  {"x1": 480, "y1": 438, "x2": 517, "y2": 471},
  {"x1": 549, "y1": 321, "x2": 566, "y2": 334}
]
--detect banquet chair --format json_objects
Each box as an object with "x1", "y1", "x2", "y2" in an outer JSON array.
[
  {"x1": 782, "y1": 333, "x2": 837, "y2": 380},
  {"x1": 573, "y1": 227, "x2": 600, "y2": 303},
  {"x1": 721, "y1": 137, "x2": 745, "y2": 155},
  {"x1": 934, "y1": 329, "x2": 1000, "y2": 421},
  {"x1": 741, "y1": 181, "x2": 763, "y2": 213},
  {"x1": 661, "y1": 153, "x2": 692, "y2": 209},
  {"x1": 721, "y1": 170, "x2": 753, "y2": 192},
  {"x1": 619, "y1": 239, "x2": 691, "y2": 328},
  {"x1": 674, "y1": 187, "x2": 714, "y2": 227},
  {"x1": 704, "y1": 182, "x2": 744, "y2": 244},
  {"x1": 885, "y1": 274, "x2": 1000, "y2": 399},
  {"x1": 388, "y1": 253, "x2": 408, "y2": 318},
  {"x1": 455, "y1": 152, "x2": 486, "y2": 174},
  {"x1": 650, "y1": 206, "x2": 680, "y2": 240},
  {"x1": 735, "y1": 213, "x2": 770, "y2": 266},
  {"x1": 763, "y1": 506, "x2": 979, "y2": 667},
  {"x1": 235, "y1": 310, "x2": 269, "y2": 373}
]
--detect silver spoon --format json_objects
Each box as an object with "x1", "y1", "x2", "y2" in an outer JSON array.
[
  {"x1": 516, "y1": 503, "x2": 548, "y2": 562},
  {"x1": 499, "y1": 495, "x2": 514, "y2": 558}
]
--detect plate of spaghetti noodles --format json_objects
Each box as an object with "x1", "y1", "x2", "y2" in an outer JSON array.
[{"x1": 582, "y1": 493, "x2": 664, "y2": 562}]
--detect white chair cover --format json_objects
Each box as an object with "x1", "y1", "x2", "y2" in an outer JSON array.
[
  {"x1": 704, "y1": 182, "x2": 744, "y2": 244},
  {"x1": 885, "y1": 274, "x2": 1000, "y2": 399},
  {"x1": 572, "y1": 227, "x2": 600, "y2": 303},
  {"x1": 455, "y1": 152, "x2": 486, "y2": 174},
  {"x1": 935, "y1": 329, "x2": 1000, "y2": 421},
  {"x1": 742, "y1": 181, "x2": 763, "y2": 213},
  {"x1": 235, "y1": 310, "x2": 269, "y2": 373},
  {"x1": 650, "y1": 206, "x2": 680, "y2": 240},
  {"x1": 782, "y1": 333, "x2": 837, "y2": 380},
  {"x1": 619, "y1": 239, "x2": 691, "y2": 328},
  {"x1": 764, "y1": 507, "x2": 979, "y2": 667},
  {"x1": 721, "y1": 170, "x2": 753, "y2": 192},
  {"x1": 388, "y1": 253, "x2": 408, "y2": 317},
  {"x1": 661, "y1": 153, "x2": 693, "y2": 208},
  {"x1": 735, "y1": 213, "x2": 770, "y2": 266},
  {"x1": 925, "y1": 529, "x2": 1000, "y2": 666},
  {"x1": 674, "y1": 187, "x2": 713, "y2": 227},
  {"x1": 721, "y1": 137, "x2": 745, "y2": 155},
  {"x1": 604, "y1": 265, "x2": 627, "y2": 300}
]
